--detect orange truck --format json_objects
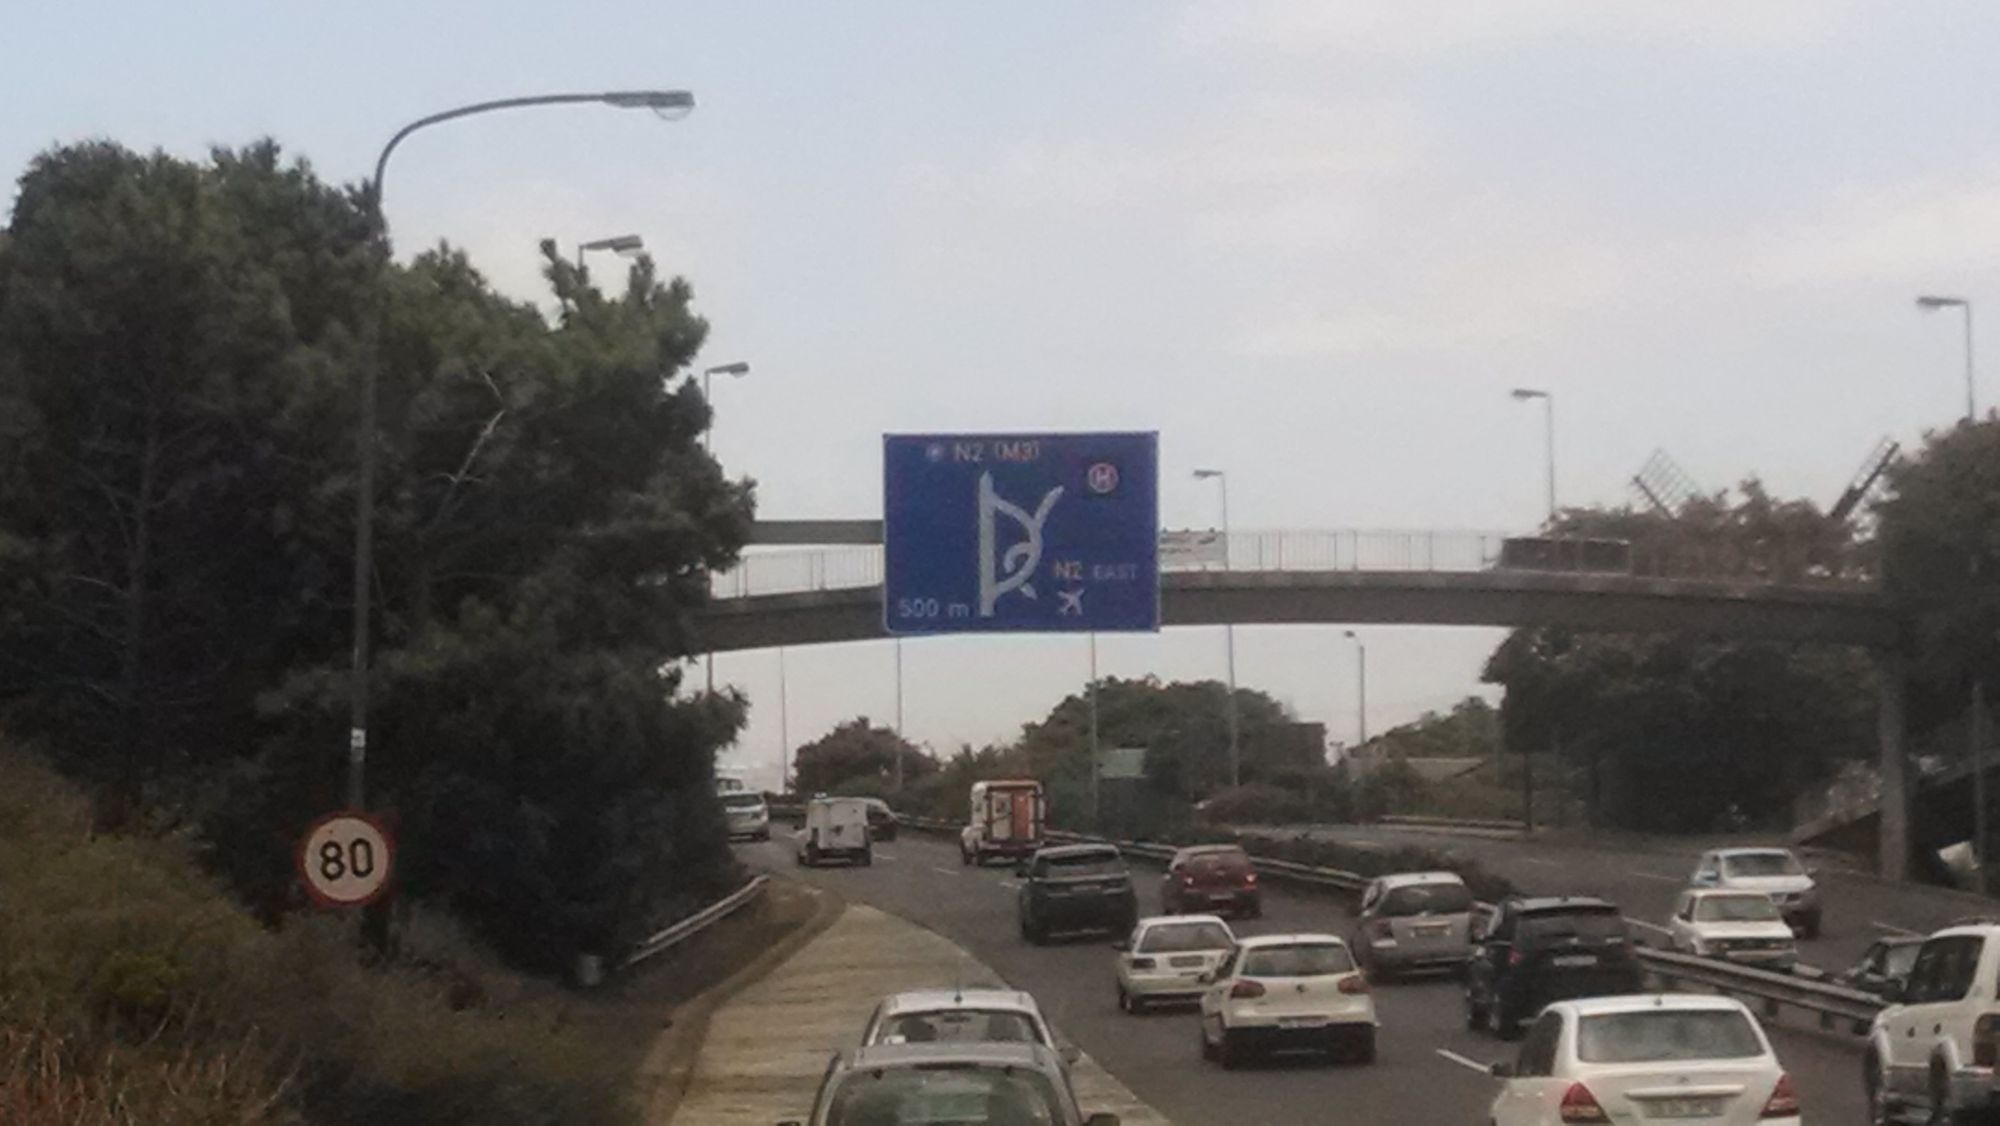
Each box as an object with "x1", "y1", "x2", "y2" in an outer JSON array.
[{"x1": 959, "y1": 779, "x2": 1046, "y2": 866}]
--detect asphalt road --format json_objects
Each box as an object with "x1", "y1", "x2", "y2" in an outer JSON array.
[{"x1": 742, "y1": 832, "x2": 1867, "y2": 1125}]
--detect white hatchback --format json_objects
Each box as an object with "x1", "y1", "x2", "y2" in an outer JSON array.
[
  {"x1": 1487, "y1": 995, "x2": 1800, "y2": 1125},
  {"x1": 1114, "y1": 915, "x2": 1235, "y2": 1013},
  {"x1": 1197, "y1": 933, "x2": 1376, "y2": 1067},
  {"x1": 1666, "y1": 890, "x2": 1798, "y2": 971}
]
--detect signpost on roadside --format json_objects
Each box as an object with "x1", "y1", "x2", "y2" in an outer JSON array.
[
  {"x1": 883, "y1": 432, "x2": 1161, "y2": 636},
  {"x1": 296, "y1": 810, "x2": 395, "y2": 910}
]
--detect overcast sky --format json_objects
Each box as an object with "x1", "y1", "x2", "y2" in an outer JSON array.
[{"x1": 8, "y1": 3, "x2": 1996, "y2": 789}]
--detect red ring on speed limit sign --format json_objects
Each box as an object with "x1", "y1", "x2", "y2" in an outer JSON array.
[{"x1": 296, "y1": 810, "x2": 395, "y2": 909}]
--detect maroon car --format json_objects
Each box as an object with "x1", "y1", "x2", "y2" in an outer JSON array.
[{"x1": 1160, "y1": 844, "x2": 1261, "y2": 918}]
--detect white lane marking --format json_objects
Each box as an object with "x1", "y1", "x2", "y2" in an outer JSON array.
[
  {"x1": 1520, "y1": 857, "x2": 1558, "y2": 868},
  {"x1": 998, "y1": 879, "x2": 1019, "y2": 889},
  {"x1": 1633, "y1": 871, "x2": 1684, "y2": 884},
  {"x1": 874, "y1": 851, "x2": 899, "y2": 862},
  {"x1": 1436, "y1": 1048, "x2": 1495, "y2": 1076},
  {"x1": 930, "y1": 865, "x2": 961, "y2": 877},
  {"x1": 1873, "y1": 920, "x2": 1920, "y2": 937},
  {"x1": 1625, "y1": 917, "x2": 1673, "y2": 937},
  {"x1": 1349, "y1": 838, "x2": 1380, "y2": 848}
]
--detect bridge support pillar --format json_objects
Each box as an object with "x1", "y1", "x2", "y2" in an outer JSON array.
[{"x1": 1877, "y1": 652, "x2": 1912, "y2": 882}]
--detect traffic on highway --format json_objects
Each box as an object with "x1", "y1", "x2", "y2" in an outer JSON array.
[{"x1": 738, "y1": 790, "x2": 1939, "y2": 1125}]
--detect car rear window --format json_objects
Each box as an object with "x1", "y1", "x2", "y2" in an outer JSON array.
[
  {"x1": 1692, "y1": 894, "x2": 1780, "y2": 922},
  {"x1": 1721, "y1": 852, "x2": 1804, "y2": 877},
  {"x1": 1240, "y1": 943, "x2": 1354, "y2": 977},
  {"x1": 1575, "y1": 1009, "x2": 1765, "y2": 1063},
  {"x1": 721, "y1": 793, "x2": 764, "y2": 810},
  {"x1": 1379, "y1": 881, "x2": 1473, "y2": 917},
  {"x1": 1040, "y1": 853, "x2": 1123, "y2": 878},
  {"x1": 879, "y1": 1009, "x2": 1045, "y2": 1046},
  {"x1": 827, "y1": 1066, "x2": 1064, "y2": 1126},
  {"x1": 1520, "y1": 908, "x2": 1626, "y2": 944},
  {"x1": 1185, "y1": 848, "x2": 1251, "y2": 872},
  {"x1": 1137, "y1": 921, "x2": 1233, "y2": 953}
]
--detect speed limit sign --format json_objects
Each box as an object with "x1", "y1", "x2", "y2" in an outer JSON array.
[{"x1": 297, "y1": 811, "x2": 394, "y2": 909}]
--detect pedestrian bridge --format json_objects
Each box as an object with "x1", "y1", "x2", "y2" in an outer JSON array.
[{"x1": 692, "y1": 526, "x2": 1893, "y2": 652}]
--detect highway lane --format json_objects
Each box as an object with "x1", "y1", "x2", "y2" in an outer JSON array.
[
  {"x1": 742, "y1": 832, "x2": 1866, "y2": 1125},
  {"x1": 1287, "y1": 823, "x2": 1982, "y2": 972}
]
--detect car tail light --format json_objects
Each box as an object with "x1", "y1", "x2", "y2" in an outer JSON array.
[
  {"x1": 1179, "y1": 873, "x2": 1196, "y2": 887},
  {"x1": 1976, "y1": 1016, "x2": 2000, "y2": 1068},
  {"x1": 1760, "y1": 1072, "x2": 1799, "y2": 1118},
  {"x1": 1558, "y1": 1082, "x2": 1609, "y2": 1123},
  {"x1": 1508, "y1": 947, "x2": 1526, "y2": 966},
  {"x1": 1337, "y1": 974, "x2": 1370, "y2": 995},
  {"x1": 1229, "y1": 979, "x2": 1266, "y2": 999},
  {"x1": 1243, "y1": 872, "x2": 1258, "y2": 885},
  {"x1": 1130, "y1": 957, "x2": 1157, "y2": 970}
]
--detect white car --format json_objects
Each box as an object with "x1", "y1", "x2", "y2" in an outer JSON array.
[
  {"x1": 1488, "y1": 995, "x2": 1800, "y2": 1125},
  {"x1": 1197, "y1": 933, "x2": 1375, "y2": 1067},
  {"x1": 1691, "y1": 848, "x2": 1821, "y2": 938},
  {"x1": 1113, "y1": 915, "x2": 1235, "y2": 1013},
  {"x1": 860, "y1": 988, "x2": 1078, "y2": 1066},
  {"x1": 1666, "y1": 890, "x2": 1798, "y2": 970},
  {"x1": 1865, "y1": 922, "x2": 2000, "y2": 1124}
]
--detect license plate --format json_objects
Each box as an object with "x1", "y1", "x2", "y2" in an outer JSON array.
[
  {"x1": 1642, "y1": 1096, "x2": 1725, "y2": 1117},
  {"x1": 1414, "y1": 924, "x2": 1449, "y2": 936},
  {"x1": 1277, "y1": 1016, "x2": 1326, "y2": 1028},
  {"x1": 1209, "y1": 893, "x2": 1236, "y2": 902},
  {"x1": 1169, "y1": 956, "x2": 1207, "y2": 968},
  {"x1": 1552, "y1": 954, "x2": 1597, "y2": 967}
]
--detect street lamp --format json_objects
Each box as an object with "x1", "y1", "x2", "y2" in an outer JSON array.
[
  {"x1": 1918, "y1": 294, "x2": 1984, "y2": 890},
  {"x1": 1342, "y1": 630, "x2": 1367, "y2": 751},
  {"x1": 349, "y1": 88, "x2": 694, "y2": 812},
  {"x1": 576, "y1": 233, "x2": 643, "y2": 271},
  {"x1": 1917, "y1": 295, "x2": 1977, "y2": 422},
  {"x1": 1509, "y1": 388, "x2": 1556, "y2": 526},
  {"x1": 1193, "y1": 468, "x2": 1239, "y2": 788}
]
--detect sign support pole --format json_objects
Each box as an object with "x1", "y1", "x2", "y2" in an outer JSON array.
[{"x1": 1089, "y1": 633, "x2": 1101, "y2": 828}]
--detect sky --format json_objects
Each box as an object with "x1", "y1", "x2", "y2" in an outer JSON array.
[{"x1": 8, "y1": 2, "x2": 1999, "y2": 789}]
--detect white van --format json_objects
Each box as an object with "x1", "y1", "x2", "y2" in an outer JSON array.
[
  {"x1": 960, "y1": 779, "x2": 1046, "y2": 866},
  {"x1": 797, "y1": 796, "x2": 873, "y2": 867}
]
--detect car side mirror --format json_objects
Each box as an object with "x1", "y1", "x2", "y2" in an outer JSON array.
[
  {"x1": 1490, "y1": 1061, "x2": 1514, "y2": 1079},
  {"x1": 1084, "y1": 1115, "x2": 1121, "y2": 1126}
]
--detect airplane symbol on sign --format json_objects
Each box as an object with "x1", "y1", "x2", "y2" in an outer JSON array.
[{"x1": 1057, "y1": 589, "x2": 1084, "y2": 616}]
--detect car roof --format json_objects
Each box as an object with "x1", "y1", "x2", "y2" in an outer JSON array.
[
  {"x1": 878, "y1": 988, "x2": 1041, "y2": 1017},
  {"x1": 1552, "y1": 994, "x2": 1759, "y2": 1019},
  {"x1": 1137, "y1": 914, "x2": 1230, "y2": 930},
  {"x1": 1684, "y1": 888, "x2": 1772, "y2": 899},
  {"x1": 844, "y1": 1041, "x2": 1061, "y2": 1073},
  {"x1": 1713, "y1": 847, "x2": 1798, "y2": 859},
  {"x1": 1236, "y1": 933, "x2": 1348, "y2": 949},
  {"x1": 1510, "y1": 895, "x2": 1618, "y2": 913},
  {"x1": 1931, "y1": 923, "x2": 2000, "y2": 940},
  {"x1": 1379, "y1": 870, "x2": 1466, "y2": 889},
  {"x1": 1176, "y1": 843, "x2": 1247, "y2": 856},
  {"x1": 1033, "y1": 843, "x2": 1120, "y2": 860}
]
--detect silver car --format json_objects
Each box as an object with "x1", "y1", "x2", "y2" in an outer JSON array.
[
  {"x1": 860, "y1": 987, "x2": 1077, "y2": 1066},
  {"x1": 780, "y1": 1042, "x2": 1119, "y2": 1126},
  {"x1": 1691, "y1": 848, "x2": 1821, "y2": 938},
  {"x1": 1353, "y1": 871, "x2": 1477, "y2": 978}
]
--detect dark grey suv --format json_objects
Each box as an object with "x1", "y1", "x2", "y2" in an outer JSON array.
[{"x1": 1017, "y1": 844, "x2": 1138, "y2": 944}]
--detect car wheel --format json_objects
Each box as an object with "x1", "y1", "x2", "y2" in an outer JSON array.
[
  {"x1": 1488, "y1": 996, "x2": 1521, "y2": 1041},
  {"x1": 1118, "y1": 986, "x2": 1139, "y2": 1015},
  {"x1": 805, "y1": 844, "x2": 820, "y2": 867},
  {"x1": 1025, "y1": 916, "x2": 1046, "y2": 946},
  {"x1": 1803, "y1": 910, "x2": 1823, "y2": 941},
  {"x1": 1465, "y1": 986, "x2": 1488, "y2": 1033}
]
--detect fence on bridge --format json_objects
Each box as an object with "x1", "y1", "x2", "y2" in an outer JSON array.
[{"x1": 709, "y1": 529, "x2": 1877, "y2": 601}]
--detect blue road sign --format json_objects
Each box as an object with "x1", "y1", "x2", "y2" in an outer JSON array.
[{"x1": 884, "y1": 432, "x2": 1159, "y2": 635}]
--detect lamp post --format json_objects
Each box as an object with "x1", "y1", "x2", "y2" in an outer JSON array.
[
  {"x1": 1342, "y1": 630, "x2": 1367, "y2": 751},
  {"x1": 1918, "y1": 294, "x2": 1983, "y2": 890},
  {"x1": 777, "y1": 647, "x2": 790, "y2": 794},
  {"x1": 1509, "y1": 388, "x2": 1556, "y2": 526},
  {"x1": 698, "y1": 360, "x2": 748, "y2": 693},
  {"x1": 351, "y1": 89, "x2": 694, "y2": 813},
  {"x1": 576, "y1": 233, "x2": 643, "y2": 271},
  {"x1": 1193, "y1": 468, "x2": 1239, "y2": 788},
  {"x1": 1088, "y1": 633, "x2": 1101, "y2": 827}
]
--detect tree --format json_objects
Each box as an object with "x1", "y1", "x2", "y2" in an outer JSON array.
[
  {"x1": 791, "y1": 717, "x2": 934, "y2": 796},
  {"x1": 0, "y1": 140, "x2": 754, "y2": 969},
  {"x1": 1480, "y1": 482, "x2": 1876, "y2": 832}
]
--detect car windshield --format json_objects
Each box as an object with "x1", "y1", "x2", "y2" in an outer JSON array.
[
  {"x1": 1721, "y1": 852, "x2": 1805, "y2": 878},
  {"x1": 1183, "y1": 848, "x2": 1250, "y2": 871},
  {"x1": 825, "y1": 1066, "x2": 1065, "y2": 1125},
  {"x1": 878, "y1": 1010, "x2": 1044, "y2": 1046},
  {"x1": 1379, "y1": 882, "x2": 1473, "y2": 917},
  {"x1": 1137, "y1": 921, "x2": 1233, "y2": 953},
  {"x1": 1692, "y1": 894, "x2": 1781, "y2": 922},
  {"x1": 1884, "y1": 943, "x2": 1921, "y2": 978},
  {"x1": 1575, "y1": 1010, "x2": 1765, "y2": 1063},
  {"x1": 1240, "y1": 943, "x2": 1353, "y2": 977},
  {"x1": 720, "y1": 793, "x2": 764, "y2": 810},
  {"x1": 1519, "y1": 909, "x2": 1625, "y2": 943},
  {"x1": 1039, "y1": 853, "x2": 1122, "y2": 878}
]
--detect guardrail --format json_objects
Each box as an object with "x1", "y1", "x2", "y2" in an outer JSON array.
[
  {"x1": 1378, "y1": 814, "x2": 1529, "y2": 834},
  {"x1": 622, "y1": 874, "x2": 770, "y2": 971},
  {"x1": 894, "y1": 815, "x2": 1883, "y2": 1037}
]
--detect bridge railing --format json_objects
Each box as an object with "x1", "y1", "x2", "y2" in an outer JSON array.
[{"x1": 709, "y1": 530, "x2": 1877, "y2": 600}]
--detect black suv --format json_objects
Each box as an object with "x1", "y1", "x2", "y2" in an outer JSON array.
[
  {"x1": 1465, "y1": 895, "x2": 1642, "y2": 1040},
  {"x1": 1017, "y1": 844, "x2": 1138, "y2": 944}
]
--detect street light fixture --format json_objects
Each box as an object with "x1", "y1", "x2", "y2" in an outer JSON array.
[
  {"x1": 1193, "y1": 468, "x2": 1239, "y2": 788},
  {"x1": 1509, "y1": 388, "x2": 1557, "y2": 526},
  {"x1": 348, "y1": 88, "x2": 694, "y2": 812},
  {"x1": 576, "y1": 233, "x2": 644, "y2": 271}
]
